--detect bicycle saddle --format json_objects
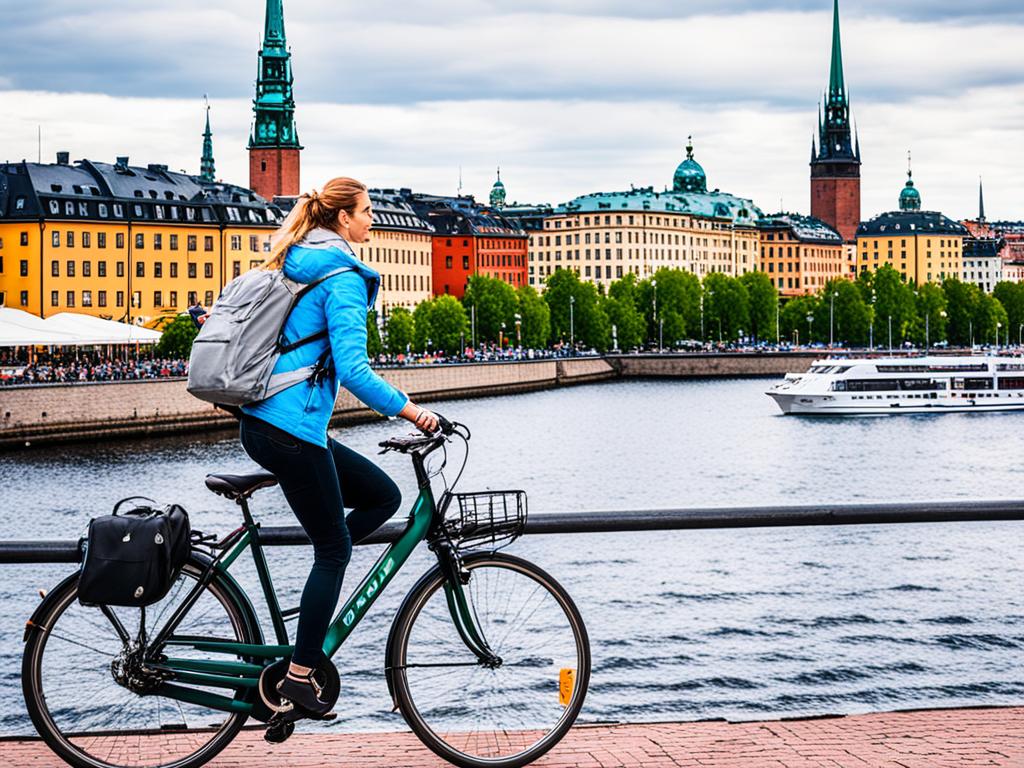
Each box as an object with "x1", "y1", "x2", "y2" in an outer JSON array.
[{"x1": 205, "y1": 471, "x2": 278, "y2": 500}]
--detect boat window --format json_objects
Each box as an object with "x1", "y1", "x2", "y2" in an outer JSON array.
[
  {"x1": 996, "y1": 364, "x2": 1024, "y2": 371},
  {"x1": 900, "y1": 378, "x2": 946, "y2": 391},
  {"x1": 845, "y1": 379, "x2": 901, "y2": 392},
  {"x1": 833, "y1": 366, "x2": 850, "y2": 373},
  {"x1": 877, "y1": 365, "x2": 928, "y2": 372},
  {"x1": 952, "y1": 377, "x2": 994, "y2": 390},
  {"x1": 929, "y1": 364, "x2": 988, "y2": 372},
  {"x1": 998, "y1": 377, "x2": 1024, "y2": 390}
]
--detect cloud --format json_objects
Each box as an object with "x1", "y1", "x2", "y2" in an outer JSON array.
[{"x1": 3, "y1": 86, "x2": 1021, "y2": 223}]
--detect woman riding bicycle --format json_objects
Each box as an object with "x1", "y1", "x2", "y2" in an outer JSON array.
[{"x1": 240, "y1": 176, "x2": 438, "y2": 716}]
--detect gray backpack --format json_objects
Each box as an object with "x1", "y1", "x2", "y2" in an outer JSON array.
[{"x1": 186, "y1": 266, "x2": 349, "y2": 406}]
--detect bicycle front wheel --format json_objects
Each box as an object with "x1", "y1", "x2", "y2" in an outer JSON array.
[
  {"x1": 22, "y1": 556, "x2": 258, "y2": 768},
  {"x1": 388, "y1": 552, "x2": 590, "y2": 768}
]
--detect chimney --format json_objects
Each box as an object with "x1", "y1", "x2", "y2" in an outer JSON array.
[
  {"x1": 56, "y1": 151, "x2": 70, "y2": 165},
  {"x1": 115, "y1": 156, "x2": 130, "y2": 171}
]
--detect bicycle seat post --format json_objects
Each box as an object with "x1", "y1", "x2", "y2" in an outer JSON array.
[{"x1": 237, "y1": 494, "x2": 257, "y2": 528}]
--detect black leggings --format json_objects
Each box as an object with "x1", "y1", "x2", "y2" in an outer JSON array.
[{"x1": 239, "y1": 415, "x2": 401, "y2": 667}]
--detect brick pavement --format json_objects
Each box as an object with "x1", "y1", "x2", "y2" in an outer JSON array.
[{"x1": 2, "y1": 706, "x2": 1021, "y2": 768}]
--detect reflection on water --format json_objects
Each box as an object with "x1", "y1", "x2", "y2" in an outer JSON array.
[{"x1": 1, "y1": 378, "x2": 1022, "y2": 734}]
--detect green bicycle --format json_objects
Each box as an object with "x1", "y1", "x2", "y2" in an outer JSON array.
[{"x1": 22, "y1": 417, "x2": 591, "y2": 768}]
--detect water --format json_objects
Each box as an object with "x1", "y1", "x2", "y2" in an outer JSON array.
[{"x1": 2, "y1": 378, "x2": 1023, "y2": 736}]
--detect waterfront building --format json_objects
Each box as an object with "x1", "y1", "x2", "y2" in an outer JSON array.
[
  {"x1": 0, "y1": 153, "x2": 282, "y2": 321},
  {"x1": 960, "y1": 180, "x2": 1004, "y2": 292},
  {"x1": 524, "y1": 139, "x2": 762, "y2": 291},
  {"x1": 248, "y1": 0, "x2": 302, "y2": 201},
  {"x1": 855, "y1": 166, "x2": 965, "y2": 285},
  {"x1": 757, "y1": 213, "x2": 844, "y2": 296},
  {"x1": 993, "y1": 222, "x2": 1024, "y2": 264},
  {"x1": 810, "y1": 0, "x2": 861, "y2": 245},
  {"x1": 403, "y1": 191, "x2": 528, "y2": 299}
]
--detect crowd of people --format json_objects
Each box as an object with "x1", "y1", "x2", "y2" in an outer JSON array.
[{"x1": 0, "y1": 355, "x2": 189, "y2": 385}]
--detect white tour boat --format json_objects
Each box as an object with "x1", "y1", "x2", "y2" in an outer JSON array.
[{"x1": 767, "y1": 356, "x2": 1024, "y2": 415}]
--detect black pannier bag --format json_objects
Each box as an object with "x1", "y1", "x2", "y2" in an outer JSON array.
[{"x1": 78, "y1": 497, "x2": 191, "y2": 607}]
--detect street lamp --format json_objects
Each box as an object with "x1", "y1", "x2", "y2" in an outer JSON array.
[
  {"x1": 500, "y1": 321, "x2": 506, "y2": 350},
  {"x1": 829, "y1": 291, "x2": 837, "y2": 349},
  {"x1": 806, "y1": 313, "x2": 813, "y2": 348},
  {"x1": 569, "y1": 295, "x2": 576, "y2": 353},
  {"x1": 869, "y1": 289, "x2": 877, "y2": 351},
  {"x1": 470, "y1": 304, "x2": 477, "y2": 348},
  {"x1": 514, "y1": 312, "x2": 522, "y2": 348},
  {"x1": 1019, "y1": 323, "x2": 1023, "y2": 348},
  {"x1": 651, "y1": 278, "x2": 658, "y2": 344},
  {"x1": 887, "y1": 315, "x2": 892, "y2": 355},
  {"x1": 969, "y1": 319, "x2": 974, "y2": 349},
  {"x1": 775, "y1": 295, "x2": 780, "y2": 347},
  {"x1": 996, "y1": 321, "x2": 1002, "y2": 349}
]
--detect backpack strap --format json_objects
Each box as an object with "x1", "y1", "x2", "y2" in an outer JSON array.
[{"x1": 277, "y1": 267, "x2": 352, "y2": 353}]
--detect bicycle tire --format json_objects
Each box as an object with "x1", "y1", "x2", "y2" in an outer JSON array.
[
  {"x1": 22, "y1": 554, "x2": 260, "y2": 768},
  {"x1": 387, "y1": 552, "x2": 590, "y2": 768}
]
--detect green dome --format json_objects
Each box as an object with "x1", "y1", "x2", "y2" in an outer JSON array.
[
  {"x1": 673, "y1": 137, "x2": 706, "y2": 194},
  {"x1": 899, "y1": 172, "x2": 921, "y2": 211},
  {"x1": 489, "y1": 167, "x2": 506, "y2": 208}
]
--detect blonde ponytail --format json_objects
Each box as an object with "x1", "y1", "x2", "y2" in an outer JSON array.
[{"x1": 263, "y1": 177, "x2": 368, "y2": 270}]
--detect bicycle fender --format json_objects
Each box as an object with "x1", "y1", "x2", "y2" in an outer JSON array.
[{"x1": 24, "y1": 571, "x2": 79, "y2": 642}]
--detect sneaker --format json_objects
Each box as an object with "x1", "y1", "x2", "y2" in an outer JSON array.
[{"x1": 276, "y1": 668, "x2": 333, "y2": 716}]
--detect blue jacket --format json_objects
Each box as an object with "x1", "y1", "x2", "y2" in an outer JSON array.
[{"x1": 242, "y1": 228, "x2": 408, "y2": 446}]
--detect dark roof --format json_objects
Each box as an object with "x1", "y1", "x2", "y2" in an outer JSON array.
[
  {"x1": 963, "y1": 237, "x2": 1003, "y2": 259},
  {"x1": 368, "y1": 189, "x2": 434, "y2": 235},
  {"x1": 855, "y1": 210, "x2": 968, "y2": 238},
  {"x1": 0, "y1": 157, "x2": 283, "y2": 227},
  {"x1": 758, "y1": 212, "x2": 842, "y2": 245},
  {"x1": 401, "y1": 192, "x2": 526, "y2": 238}
]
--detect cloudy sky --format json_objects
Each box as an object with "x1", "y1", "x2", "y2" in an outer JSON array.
[{"x1": 2, "y1": 1, "x2": 1023, "y2": 220}]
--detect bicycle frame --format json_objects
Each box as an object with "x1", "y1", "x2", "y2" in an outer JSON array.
[{"x1": 141, "y1": 432, "x2": 492, "y2": 719}]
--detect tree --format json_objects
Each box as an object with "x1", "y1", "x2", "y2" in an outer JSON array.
[
  {"x1": 636, "y1": 268, "x2": 700, "y2": 344},
  {"x1": 515, "y1": 285, "x2": 551, "y2": 348},
  {"x1": 872, "y1": 264, "x2": 916, "y2": 348},
  {"x1": 739, "y1": 271, "x2": 778, "y2": 343},
  {"x1": 828, "y1": 279, "x2": 871, "y2": 346},
  {"x1": 911, "y1": 282, "x2": 948, "y2": 348},
  {"x1": 543, "y1": 269, "x2": 609, "y2": 350},
  {"x1": 993, "y1": 281, "x2": 1024, "y2": 345},
  {"x1": 384, "y1": 306, "x2": 415, "y2": 355},
  {"x1": 703, "y1": 273, "x2": 750, "y2": 343},
  {"x1": 942, "y1": 277, "x2": 978, "y2": 346},
  {"x1": 603, "y1": 273, "x2": 646, "y2": 350},
  {"x1": 155, "y1": 314, "x2": 198, "y2": 358},
  {"x1": 462, "y1": 275, "x2": 518, "y2": 344},
  {"x1": 366, "y1": 310, "x2": 383, "y2": 357},
  {"x1": 413, "y1": 295, "x2": 469, "y2": 354},
  {"x1": 974, "y1": 293, "x2": 1008, "y2": 347},
  {"x1": 779, "y1": 295, "x2": 821, "y2": 345}
]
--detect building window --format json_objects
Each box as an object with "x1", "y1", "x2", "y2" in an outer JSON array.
[
  {"x1": 188, "y1": 263, "x2": 197, "y2": 279},
  {"x1": 169, "y1": 290, "x2": 177, "y2": 307},
  {"x1": 82, "y1": 290, "x2": 92, "y2": 307},
  {"x1": 231, "y1": 235, "x2": 241, "y2": 250},
  {"x1": 116, "y1": 291, "x2": 125, "y2": 307},
  {"x1": 116, "y1": 233, "x2": 125, "y2": 249},
  {"x1": 135, "y1": 233, "x2": 144, "y2": 249},
  {"x1": 20, "y1": 260, "x2": 29, "y2": 277},
  {"x1": 205, "y1": 290, "x2": 214, "y2": 306},
  {"x1": 445, "y1": 256, "x2": 452, "y2": 268},
  {"x1": 131, "y1": 291, "x2": 141, "y2": 308},
  {"x1": 51, "y1": 290, "x2": 59, "y2": 307},
  {"x1": 136, "y1": 262, "x2": 145, "y2": 278},
  {"x1": 204, "y1": 235, "x2": 214, "y2": 251},
  {"x1": 170, "y1": 234, "x2": 178, "y2": 250},
  {"x1": 20, "y1": 290, "x2": 28, "y2": 306},
  {"x1": 116, "y1": 261, "x2": 124, "y2": 277},
  {"x1": 233, "y1": 261, "x2": 241, "y2": 278},
  {"x1": 20, "y1": 232, "x2": 28, "y2": 246},
  {"x1": 52, "y1": 231, "x2": 60, "y2": 247},
  {"x1": 154, "y1": 233, "x2": 162, "y2": 250},
  {"x1": 154, "y1": 261, "x2": 162, "y2": 278},
  {"x1": 66, "y1": 260, "x2": 75, "y2": 277},
  {"x1": 250, "y1": 235, "x2": 258, "y2": 252},
  {"x1": 188, "y1": 235, "x2": 197, "y2": 251},
  {"x1": 154, "y1": 291, "x2": 162, "y2": 307},
  {"x1": 170, "y1": 262, "x2": 177, "y2": 278},
  {"x1": 188, "y1": 290, "x2": 197, "y2": 305},
  {"x1": 67, "y1": 231, "x2": 74, "y2": 247},
  {"x1": 204, "y1": 262, "x2": 213, "y2": 278},
  {"x1": 462, "y1": 256, "x2": 469, "y2": 269},
  {"x1": 66, "y1": 290, "x2": 75, "y2": 307},
  {"x1": 82, "y1": 232, "x2": 91, "y2": 248},
  {"x1": 82, "y1": 261, "x2": 91, "y2": 277}
]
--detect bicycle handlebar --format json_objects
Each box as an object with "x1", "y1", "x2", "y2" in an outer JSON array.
[{"x1": 378, "y1": 411, "x2": 466, "y2": 455}]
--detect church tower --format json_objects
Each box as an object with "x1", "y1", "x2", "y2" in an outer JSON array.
[
  {"x1": 490, "y1": 167, "x2": 507, "y2": 209},
  {"x1": 200, "y1": 100, "x2": 216, "y2": 182},
  {"x1": 248, "y1": 0, "x2": 302, "y2": 200},
  {"x1": 810, "y1": 0, "x2": 860, "y2": 242}
]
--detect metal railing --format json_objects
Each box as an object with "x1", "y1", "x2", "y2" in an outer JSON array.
[{"x1": 2, "y1": 499, "x2": 1021, "y2": 564}]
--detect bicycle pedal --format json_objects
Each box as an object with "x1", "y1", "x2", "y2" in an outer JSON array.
[{"x1": 264, "y1": 718, "x2": 295, "y2": 744}]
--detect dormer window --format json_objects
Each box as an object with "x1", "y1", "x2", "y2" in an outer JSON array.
[
  {"x1": 98, "y1": 203, "x2": 108, "y2": 218},
  {"x1": 113, "y1": 204, "x2": 124, "y2": 217},
  {"x1": 50, "y1": 184, "x2": 63, "y2": 192},
  {"x1": 78, "y1": 202, "x2": 88, "y2": 216},
  {"x1": 134, "y1": 204, "x2": 143, "y2": 217},
  {"x1": 134, "y1": 190, "x2": 143, "y2": 198},
  {"x1": 148, "y1": 190, "x2": 157, "y2": 199},
  {"x1": 65, "y1": 201, "x2": 75, "y2": 215},
  {"x1": 49, "y1": 200, "x2": 60, "y2": 214},
  {"x1": 15, "y1": 197, "x2": 26, "y2": 210}
]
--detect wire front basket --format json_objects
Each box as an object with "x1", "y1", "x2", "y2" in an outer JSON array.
[{"x1": 447, "y1": 490, "x2": 528, "y2": 551}]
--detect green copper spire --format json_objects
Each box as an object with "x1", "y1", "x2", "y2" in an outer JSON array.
[
  {"x1": 490, "y1": 167, "x2": 506, "y2": 208},
  {"x1": 249, "y1": 0, "x2": 301, "y2": 149},
  {"x1": 200, "y1": 98, "x2": 215, "y2": 182},
  {"x1": 899, "y1": 151, "x2": 921, "y2": 211},
  {"x1": 828, "y1": 0, "x2": 845, "y2": 103}
]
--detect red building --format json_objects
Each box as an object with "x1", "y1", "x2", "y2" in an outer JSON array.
[{"x1": 403, "y1": 193, "x2": 528, "y2": 299}]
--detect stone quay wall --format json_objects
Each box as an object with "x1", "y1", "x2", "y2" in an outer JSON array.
[{"x1": 0, "y1": 353, "x2": 815, "y2": 449}]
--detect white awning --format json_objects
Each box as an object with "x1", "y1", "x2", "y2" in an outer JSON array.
[{"x1": 0, "y1": 308, "x2": 162, "y2": 346}]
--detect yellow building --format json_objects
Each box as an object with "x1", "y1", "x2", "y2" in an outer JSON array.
[
  {"x1": 758, "y1": 213, "x2": 845, "y2": 296},
  {"x1": 0, "y1": 155, "x2": 282, "y2": 322},
  {"x1": 854, "y1": 170, "x2": 967, "y2": 285}
]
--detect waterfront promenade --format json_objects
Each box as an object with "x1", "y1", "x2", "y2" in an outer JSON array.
[{"x1": 3, "y1": 706, "x2": 1021, "y2": 767}]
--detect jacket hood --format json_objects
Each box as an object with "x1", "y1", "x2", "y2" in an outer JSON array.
[{"x1": 284, "y1": 227, "x2": 380, "y2": 306}]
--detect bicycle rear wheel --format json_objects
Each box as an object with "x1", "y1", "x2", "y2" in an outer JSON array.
[
  {"x1": 388, "y1": 552, "x2": 590, "y2": 768},
  {"x1": 22, "y1": 556, "x2": 259, "y2": 768}
]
